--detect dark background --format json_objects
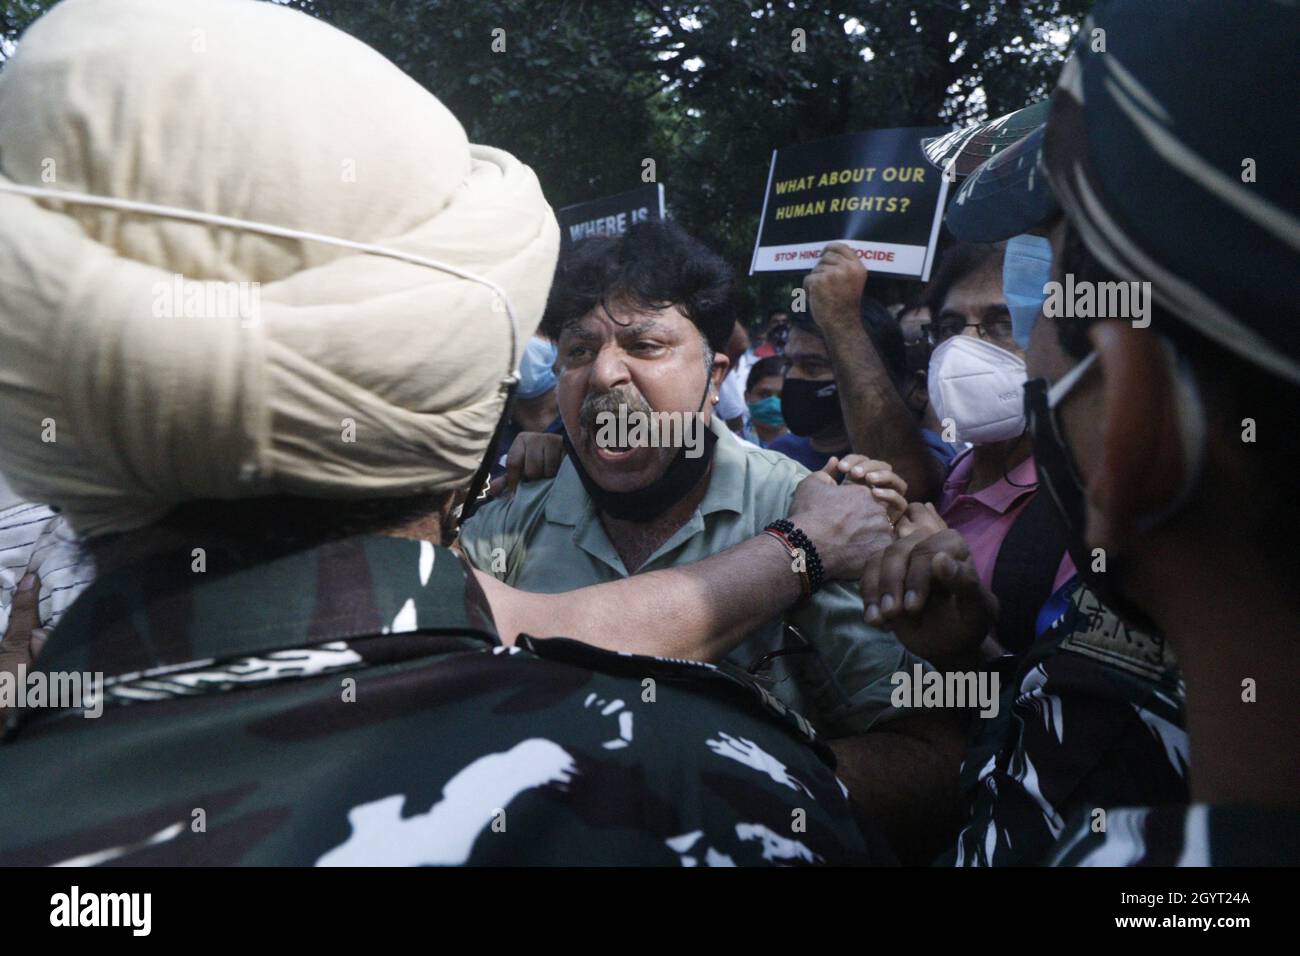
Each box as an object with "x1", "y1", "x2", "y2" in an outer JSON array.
[{"x1": 0, "y1": 0, "x2": 1092, "y2": 321}]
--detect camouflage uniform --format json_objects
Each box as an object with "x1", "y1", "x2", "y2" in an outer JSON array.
[
  {"x1": 0, "y1": 536, "x2": 882, "y2": 865},
  {"x1": 1049, "y1": 804, "x2": 1300, "y2": 866},
  {"x1": 943, "y1": 581, "x2": 1190, "y2": 866}
]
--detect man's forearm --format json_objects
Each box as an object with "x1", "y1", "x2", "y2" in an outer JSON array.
[
  {"x1": 477, "y1": 534, "x2": 803, "y2": 660},
  {"x1": 820, "y1": 310, "x2": 944, "y2": 502},
  {"x1": 827, "y1": 710, "x2": 968, "y2": 865}
]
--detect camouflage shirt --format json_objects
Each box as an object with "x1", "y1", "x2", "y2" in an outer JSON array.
[
  {"x1": 944, "y1": 580, "x2": 1190, "y2": 866},
  {"x1": 1049, "y1": 804, "x2": 1300, "y2": 866},
  {"x1": 0, "y1": 536, "x2": 882, "y2": 865}
]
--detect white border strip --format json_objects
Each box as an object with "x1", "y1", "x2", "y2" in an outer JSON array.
[
  {"x1": 921, "y1": 175, "x2": 950, "y2": 282},
  {"x1": 751, "y1": 239, "x2": 929, "y2": 275},
  {"x1": 749, "y1": 149, "x2": 778, "y2": 276}
]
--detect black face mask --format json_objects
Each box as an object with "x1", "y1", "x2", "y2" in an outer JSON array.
[
  {"x1": 563, "y1": 425, "x2": 718, "y2": 523},
  {"x1": 768, "y1": 323, "x2": 790, "y2": 352},
  {"x1": 1024, "y1": 367, "x2": 1162, "y2": 634},
  {"x1": 781, "y1": 378, "x2": 843, "y2": 437}
]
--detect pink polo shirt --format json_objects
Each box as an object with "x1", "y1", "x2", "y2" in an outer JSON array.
[{"x1": 938, "y1": 450, "x2": 1076, "y2": 595}]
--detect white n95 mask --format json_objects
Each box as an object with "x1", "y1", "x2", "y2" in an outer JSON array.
[{"x1": 928, "y1": 335, "x2": 1028, "y2": 444}]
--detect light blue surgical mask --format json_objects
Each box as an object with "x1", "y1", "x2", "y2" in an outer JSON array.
[
  {"x1": 1003, "y1": 233, "x2": 1053, "y2": 349},
  {"x1": 746, "y1": 395, "x2": 785, "y2": 427},
  {"x1": 517, "y1": 335, "x2": 559, "y2": 399}
]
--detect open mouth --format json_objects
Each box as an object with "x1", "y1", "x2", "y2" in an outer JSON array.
[{"x1": 592, "y1": 443, "x2": 638, "y2": 462}]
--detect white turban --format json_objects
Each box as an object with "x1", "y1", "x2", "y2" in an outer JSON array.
[{"x1": 0, "y1": 0, "x2": 559, "y2": 537}]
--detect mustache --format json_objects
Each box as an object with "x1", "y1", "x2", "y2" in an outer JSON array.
[{"x1": 579, "y1": 386, "x2": 654, "y2": 433}]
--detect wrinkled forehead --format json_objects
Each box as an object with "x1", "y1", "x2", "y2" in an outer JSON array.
[{"x1": 558, "y1": 302, "x2": 700, "y2": 343}]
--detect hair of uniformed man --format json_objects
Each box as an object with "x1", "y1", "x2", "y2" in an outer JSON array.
[{"x1": 83, "y1": 493, "x2": 456, "y2": 577}]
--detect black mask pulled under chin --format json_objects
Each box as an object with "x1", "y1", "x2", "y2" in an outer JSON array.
[{"x1": 563, "y1": 424, "x2": 718, "y2": 523}]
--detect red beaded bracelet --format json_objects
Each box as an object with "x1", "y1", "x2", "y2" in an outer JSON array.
[{"x1": 763, "y1": 527, "x2": 813, "y2": 608}]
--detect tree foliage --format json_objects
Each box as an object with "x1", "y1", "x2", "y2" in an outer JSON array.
[{"x1": 3, "y1": 0, "x2": 1091, "y2": 313}]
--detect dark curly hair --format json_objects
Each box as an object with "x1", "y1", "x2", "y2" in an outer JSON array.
[
  {"x1": 746, "y1": 355, "x2": 787, "y2": 394},
  {"x1": 923, "y1": 241, "x2": 1007, "y2": 318},
  {"x1": 540, "y1": 220, "x2": 737, "y2": 353},
  {"x1": 789, "y1": 295, "x2": 909, "y2": 391}
]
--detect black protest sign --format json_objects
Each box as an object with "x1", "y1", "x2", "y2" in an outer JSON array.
[
  {"x1": 750, "y1": 127, "x2": 949, "y2": 279},
  {"x1": 557, "y1": 184, "x2": 665, "y2": 248}
]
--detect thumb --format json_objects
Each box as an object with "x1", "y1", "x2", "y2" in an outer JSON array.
[
  {"x1": 3, "y1": 573, "x2": 41, "y2": 657},
  {"x1": 504, "y1": 446, "x2": 525, "y2": 497}
]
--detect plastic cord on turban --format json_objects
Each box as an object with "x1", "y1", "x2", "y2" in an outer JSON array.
[{"x1": 0, "y1": 0, "x2": 560, "y2": 537}]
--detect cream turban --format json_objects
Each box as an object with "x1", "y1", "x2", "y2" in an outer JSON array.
[{"x1": 0, "y1": 0, "x2": 559, "y2": 537}]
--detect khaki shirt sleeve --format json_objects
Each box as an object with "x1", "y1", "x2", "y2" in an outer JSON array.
[
  {"x1": 786, "y1": 581, "x2": 927, "y2": 736},
  {"x1": 456, "y1": 486, "x2": 547, "y2": 582},
  {"x1": 766, "y1": 462, "x2": 928, "y2": 737}
]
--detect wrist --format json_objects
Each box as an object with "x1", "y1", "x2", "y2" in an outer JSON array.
[
  {"x1": 764, "y1": 519, "x2": 825, "y2": 601},
  {"x1": 784, "y1": 516, "x2": 841, "y2": 578},
  {"x1": 816, "y1": 303, "x2": 867, "y2": 334},
  {"x1": 758, "y1": 531, "x2": 811, "y2": 609}
]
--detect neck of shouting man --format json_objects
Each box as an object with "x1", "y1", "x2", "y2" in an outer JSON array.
[{"x1": 597, "y1": 459, "x2": 714, "y2": 574}]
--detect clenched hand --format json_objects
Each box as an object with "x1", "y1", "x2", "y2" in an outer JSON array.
[
  {"x1": 804, "y1": 242, "x2": 869, "y2": 330},
  {"x1": 789, "y1": 456, "x2": 896, "y2": 582}
]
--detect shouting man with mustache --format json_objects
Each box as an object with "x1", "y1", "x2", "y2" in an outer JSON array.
[{"x1": 459, "y1": 221, "x2": 971, "y2": 859}]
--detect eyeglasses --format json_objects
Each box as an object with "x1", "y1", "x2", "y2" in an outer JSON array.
[{"x1": 924, "y1": 314, "x2": 1016, "y2": 349}]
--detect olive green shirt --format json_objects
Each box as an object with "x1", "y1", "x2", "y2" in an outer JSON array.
[{"x1": 459, "y1": 418, "x2": 921, "y2": 736}]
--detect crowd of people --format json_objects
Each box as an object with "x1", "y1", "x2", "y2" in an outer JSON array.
[{"x1": 0, "y1": 0, "x2": 1294, "y2": 867}]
